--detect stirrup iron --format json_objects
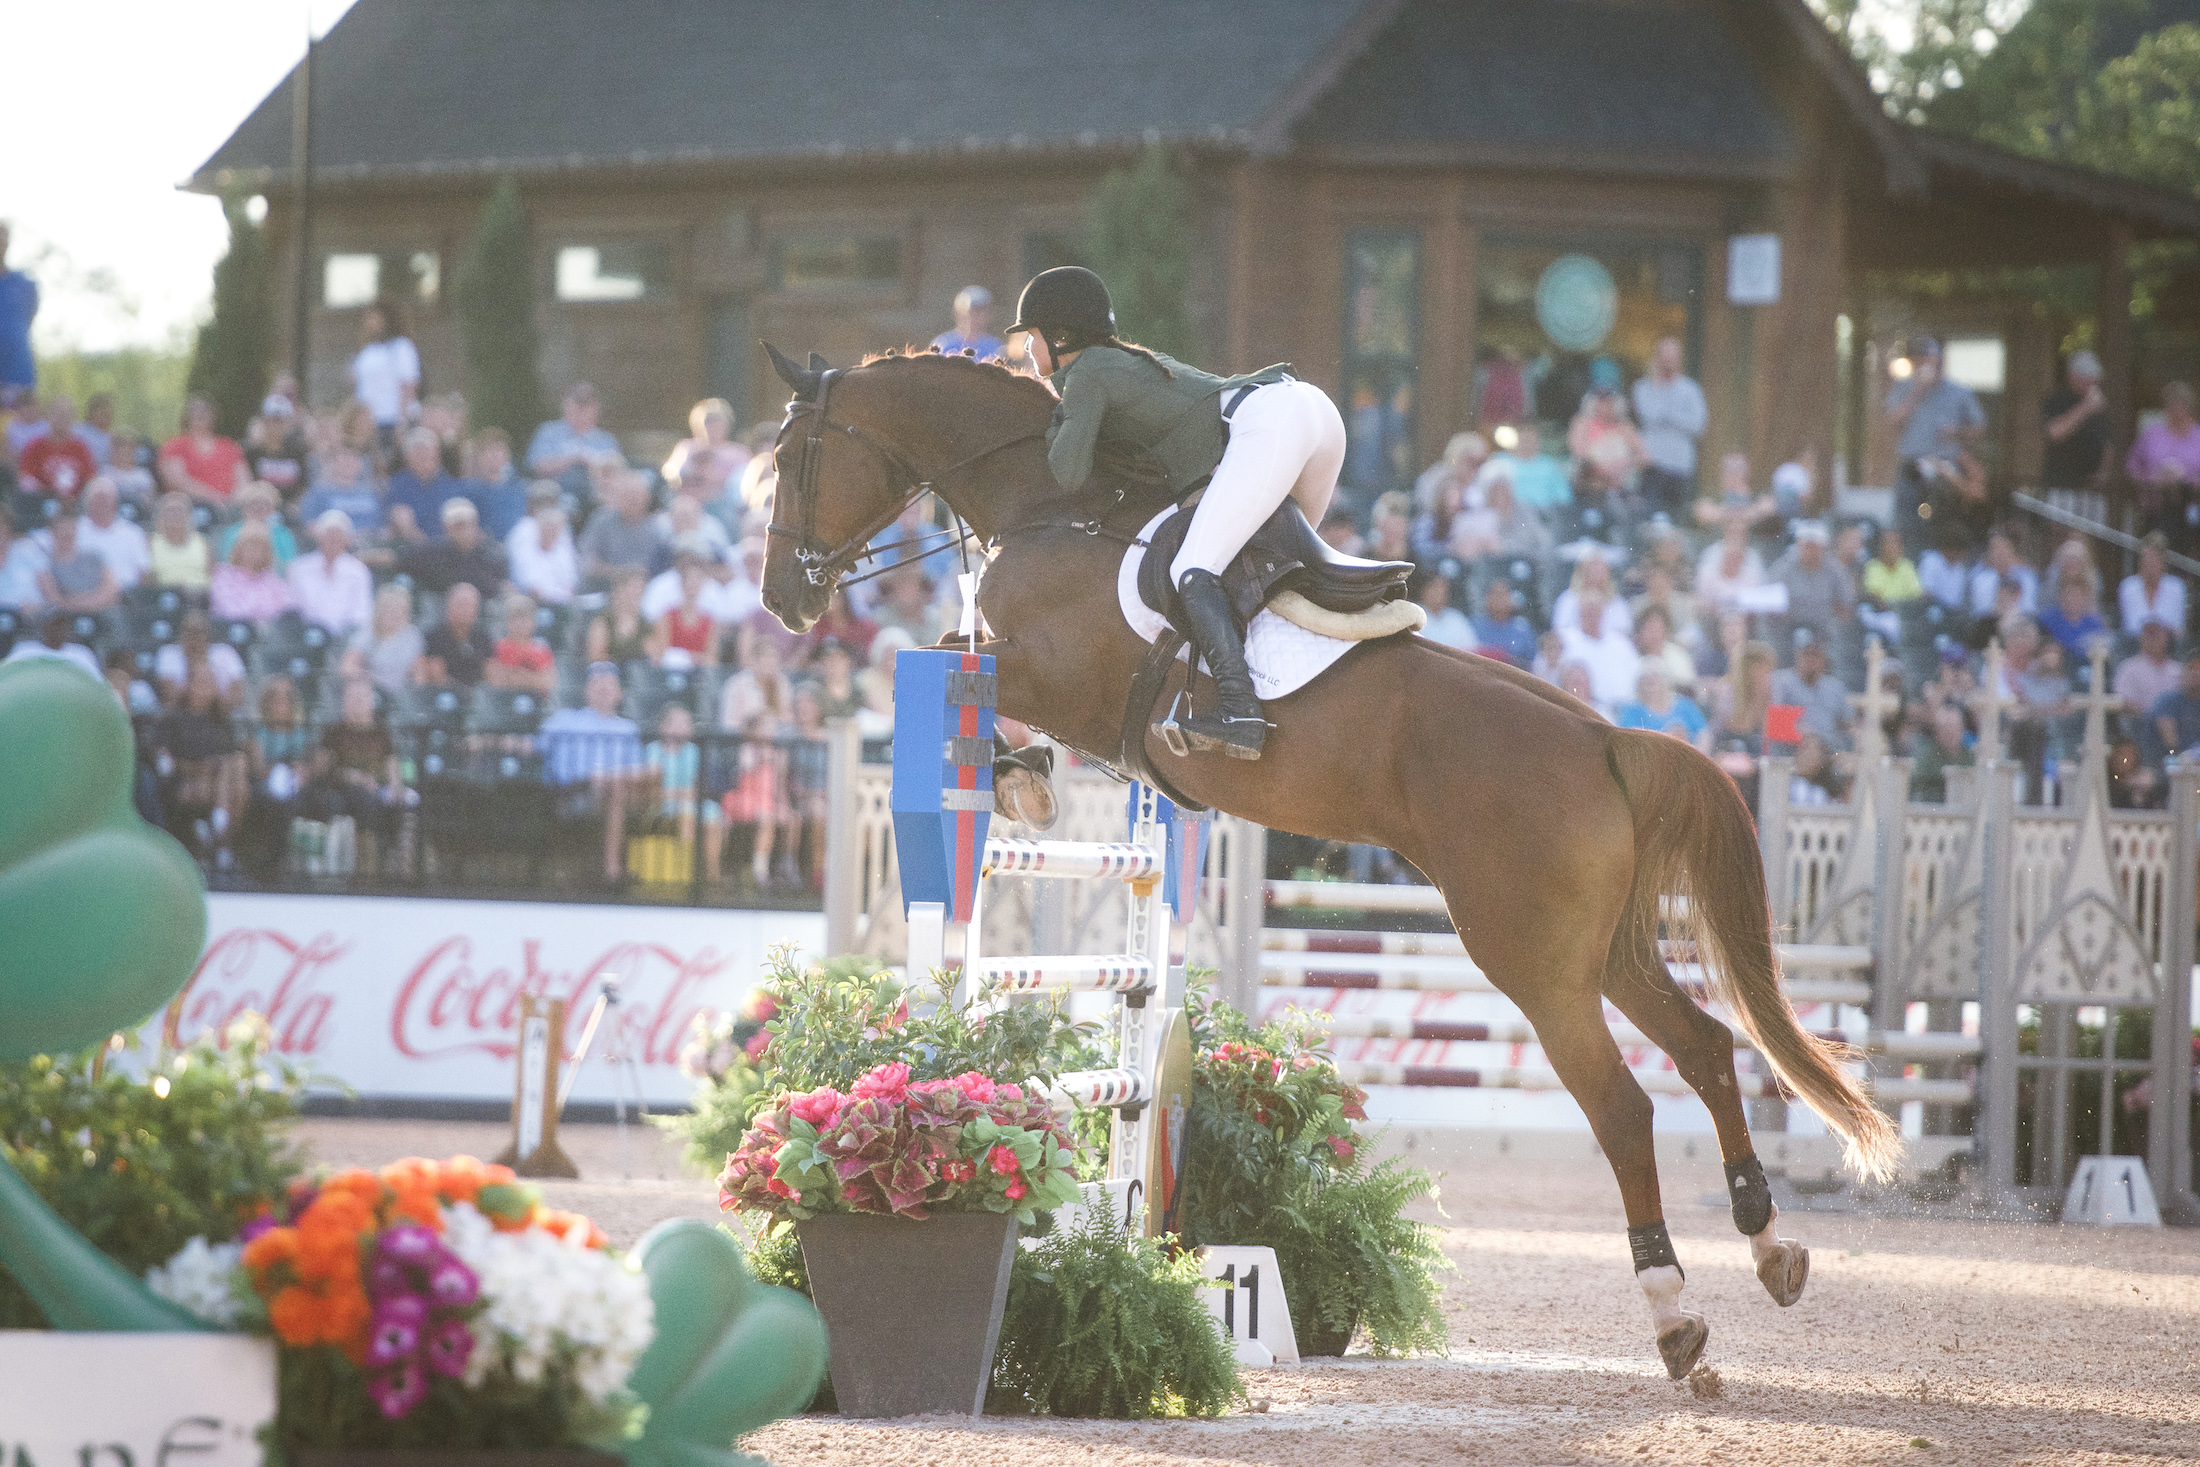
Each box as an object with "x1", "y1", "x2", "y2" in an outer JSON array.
[{"x1": 1151, "y1": 689, "x2": 1191, "y2": 758}]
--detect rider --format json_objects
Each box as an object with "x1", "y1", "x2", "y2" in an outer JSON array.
[{"x1": 1007, "y1": 266, "x2": 1346, "y2": 760}]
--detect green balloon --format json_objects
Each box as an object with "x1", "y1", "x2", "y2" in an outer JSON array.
[
  {"x1": 621, "y1": 1220, "x2": 828, "y2": 1467},
  {"x1": 0, "y1": 658, "x2": 207, "y2": 1059},
  {"x1": 0, "y1": 657, "x2": 212, "y2": 1331}
]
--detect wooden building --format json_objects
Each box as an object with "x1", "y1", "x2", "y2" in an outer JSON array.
[{"x1": 192, "y1": 0, "x2": 2200, "y2": 497}]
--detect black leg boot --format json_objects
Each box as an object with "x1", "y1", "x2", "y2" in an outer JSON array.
[{"x1": 1170, "y1": 568, "x2": 1266, "y2": 760}]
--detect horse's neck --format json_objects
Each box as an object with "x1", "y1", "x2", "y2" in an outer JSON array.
[{"x1": 935, "y1": 435, "x2": 1068, "y2": 544}]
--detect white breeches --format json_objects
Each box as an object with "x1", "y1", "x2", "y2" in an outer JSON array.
[{"x1": 1170, "y1": 379, "x2": 1347, "y2": 585}]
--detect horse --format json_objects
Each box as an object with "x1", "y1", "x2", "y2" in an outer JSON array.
[{"x1": 758, "y1": 346, "x2": 1899, "y2": 1378}]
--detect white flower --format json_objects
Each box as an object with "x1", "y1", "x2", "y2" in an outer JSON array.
[
  {"x1": 439, "y1": 1203, "x2": 655, "y2": 1406},
  {"x1": 145, "y1": 1237, "x2": 246, "y2": 1328}
]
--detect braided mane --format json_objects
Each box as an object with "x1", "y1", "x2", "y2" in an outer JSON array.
[{"x1": 854, "y1": 348, "x2": 1059, "y2": 414}]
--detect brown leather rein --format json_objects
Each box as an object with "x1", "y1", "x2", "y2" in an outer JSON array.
[{"x1": 764, "y1": 368, "x2": 1043, "y2": 591}]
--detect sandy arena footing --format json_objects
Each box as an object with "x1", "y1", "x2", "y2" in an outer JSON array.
[{"x1": 296, "y1": 1119, "x2": 2200, "y2": 1466}]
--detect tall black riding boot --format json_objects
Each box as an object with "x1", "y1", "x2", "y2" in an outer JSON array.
[{"x1": 1170, "y1": 568, "x2": 1267, "y2": 760}]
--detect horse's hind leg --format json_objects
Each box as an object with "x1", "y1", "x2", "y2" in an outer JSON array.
[
  {"x1": 1509, "y1": 985, "x2": 1708, "y2": 1380},
  {"x1": 1603, "y1": 929, "x2": 1810, "y2": 1308}
]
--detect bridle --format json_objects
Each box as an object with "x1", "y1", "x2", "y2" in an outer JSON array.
[{"x1": 765, "y1": 367, "x2": 1042, "y2": 592}]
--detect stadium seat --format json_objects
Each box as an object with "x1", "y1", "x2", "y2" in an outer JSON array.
[
  {"x1": 470, "y1": 687, "x2": 549, "y2": 734},
  {"x1": 396, "y1": 684, "x2": 469, "y2": 729}
]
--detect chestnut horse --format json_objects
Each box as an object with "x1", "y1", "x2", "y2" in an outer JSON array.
[{"x1": 760, "y1": 349, "x2": 1898, "y2": 1377}]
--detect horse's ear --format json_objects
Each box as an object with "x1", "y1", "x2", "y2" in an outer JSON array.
[
  {"x1": 764, "y1": 342, "x2": 823, "y2": 401},
  {"x1": 807, "y1": 353, "x2": 830, "y2": 374}
]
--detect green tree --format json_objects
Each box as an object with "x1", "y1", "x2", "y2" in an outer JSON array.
[
  {"x1": 184, "y1": 194, "x2": 274, "y2": 438},
  {"x1": 454, "y1": 175, "x2": 545, "y2": 442},
  {"x1": 2067, "y1": 24, "x2": 2200, "y2": 192},
  {"x1": 1080, "y1": 145, "x2": 1198, "y2": 360}
]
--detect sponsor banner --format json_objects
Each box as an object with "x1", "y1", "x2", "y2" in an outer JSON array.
[
  {"x1": 155, "y1": 892, "x2": 824, "y2": 1106},
  {"x1": 0, "y1": 1332, "x2": 275, "y2": 1465}
]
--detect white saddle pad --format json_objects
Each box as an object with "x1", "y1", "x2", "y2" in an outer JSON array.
[{"x1": 1115, "y1": 506, "x2": 1358, "y2": 701}]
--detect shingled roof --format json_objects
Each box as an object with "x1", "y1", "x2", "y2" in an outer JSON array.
[
  {"x1": 1292, "y1": 0, "x2": 1793, "y2": 175},
  {"x1": 189, "y1": 0, "x2": 1376, "y2": 188}
]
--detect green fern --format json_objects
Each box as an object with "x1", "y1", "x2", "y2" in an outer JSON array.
[{"x1": 990, "y1": 1215, "x2": 1241, "y2": 1418}]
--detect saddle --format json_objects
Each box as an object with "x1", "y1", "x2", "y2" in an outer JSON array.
[{"x1": 1134, "y1": 496, "x2": 1413, "y2": 635}]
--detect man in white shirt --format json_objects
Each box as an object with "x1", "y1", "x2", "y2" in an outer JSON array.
[
  {"x1": 507, "y1": 482, "x2": 579, "y2": 605},
  {"x1": 288, "y1": 511, "x2": 375, "y2": 636},
  {"x1": 1966, "y1": 530, "x2": 2039, "y2": 618},
  {"x1": 1631, "y1": 337, "x2": 1707, "y2": 517},
  {"x1": 68, "y1": 478, "x2": 150, "y2": 591},
  {"x1": 1556, "y1": 593, "x2": 1642, "y2": 709},
  {"x1": 2117, "y1": 532, "x2": 2187, "y2": 639},
  {"x1": 2, "y1": 609, "x2": 100, "y2": 679},
  {"x1": 643, "y1": 534, "x2": 761, "y2": 624}
]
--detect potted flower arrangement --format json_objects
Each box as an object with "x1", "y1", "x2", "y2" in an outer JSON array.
[
  {"x1": 145, "y1": 1155, "x2": 655, "y2": 1456},
  {"x1": 1179, "y1": 995, "x2": 1450, "y2": 1358},
  {"x1": 719, "y1": 1063, "x2": 1083, "y2": 1418}
]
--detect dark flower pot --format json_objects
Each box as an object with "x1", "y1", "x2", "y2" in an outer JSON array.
[
  {"x1": 1300, "y1": 1310, "x2": 1361, "y2": 1358},
  {"x1": 796, "y1": 1210, "x2": 1019, "y2": 1417}
]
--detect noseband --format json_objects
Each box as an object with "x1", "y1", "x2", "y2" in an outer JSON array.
[{"x1": 766, "y1": 367, "x2": 1042, "y2": 591}]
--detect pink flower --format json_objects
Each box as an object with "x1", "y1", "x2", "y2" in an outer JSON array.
[
  {"x1": 744, "y1": 1030, "x2": 771, "y2": 1060},
  {"x1": 788, "y1": 1087, "x2": 844, "y2": 1127},
  {"x1": 765, "y1": 1177, "x2": 797, "y2": 1200},
  {"x1": 996, "y1": 1083, "x2": 1023, "y2": 1101},
  {"x1": 853, "y1": 1062, "x2": 911, "y2": 1102},
  {"x1": 365, "y1": 1295, "x2": 426, "y2": 1367},
  {"x1": 742, "y1": 990, "x2": 781, "y2": 1024},
  {"x1": 368, "y1": 1358, "x2": 429, "y2": 1420},
  {"x1": 1327, "y1": 1135, "x2": 1355, "y2": 1162},
  {"x1": 427, "y1": 1257, "x2": 479, "y2": 1309},
  {"x1": 946, "y1": 1071, "x2": 996, "y2": 1104},
  {"x1": 987, "y1": 1145, "x2": 1021, "y2": 1177},
  {"x1": 1005, "y1": 1179, "x2": 1027, "y2": 1201},
  {"x1": 424, "y1": 1318, "x2": 474, "y2": 1379},
  {"x1": 378, "y1": 1223, "x2": 440, "y2": 1265}
]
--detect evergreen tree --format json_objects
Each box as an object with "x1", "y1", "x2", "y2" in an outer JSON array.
[
  {"x1": 454, "y1": 175, "x2": 545, "y2": 442},
  {"x1": 185, "y1": 194, "x2": 274, "y2": 438},
  {"x1": 1080, "y1": 145, "x2": 1198, "y2": 361}
]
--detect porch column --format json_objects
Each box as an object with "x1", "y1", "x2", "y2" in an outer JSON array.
[
  {"x1": 2097, "y1": 220, "x2": 2137, "y2": 450},
  {"x1": 1975, "y1": 757, "x2": 2020, "y2": 1207},
  {"x1": 2158, "y1": 758, "x2": 2200, "y2": 1221}
]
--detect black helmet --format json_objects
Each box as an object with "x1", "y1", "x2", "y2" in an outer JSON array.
[{"x1": 1008, "y1": 267, "x2": 1115, "y2": 354}]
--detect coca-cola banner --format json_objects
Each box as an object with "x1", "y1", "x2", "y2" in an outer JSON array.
[{"x1": 157, "y1": 893, "x2": 826, "y2": 1106}]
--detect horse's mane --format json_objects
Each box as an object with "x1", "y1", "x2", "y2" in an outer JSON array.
[{"x1": 854, "y1": 348, "x2": 1059, "y2": 415}]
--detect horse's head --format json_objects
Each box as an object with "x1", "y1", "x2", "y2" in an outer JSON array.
[
  {"x1": 758, "y1": 344, "x2": 908, "y2": 632},
  {"x1": 758, "y1": 343, "x2": 1055, "y2": 634}
]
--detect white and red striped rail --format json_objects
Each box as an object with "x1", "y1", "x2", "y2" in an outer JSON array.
[{"x1": 1253, "y1": 875, "x2": 1978, "y2": 1112}]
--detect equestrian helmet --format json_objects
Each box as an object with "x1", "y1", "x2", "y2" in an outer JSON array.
[{"x1": 1008, "y1": 267, "x2": 1116, "y2": 355}]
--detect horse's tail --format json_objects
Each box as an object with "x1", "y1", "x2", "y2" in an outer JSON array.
[{"x1": 1606, "y1": 730, "x2": 1901, "y2": 1181}]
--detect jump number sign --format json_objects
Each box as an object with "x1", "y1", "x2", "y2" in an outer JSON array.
[{"x1": 1197, "y1": 1245, "x2": 1300, "y2": 1366}]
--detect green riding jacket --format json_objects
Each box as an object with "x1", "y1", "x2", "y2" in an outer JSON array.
[{"x1": 1046, "y1": 345, "x2": 1292, "y2": 498}]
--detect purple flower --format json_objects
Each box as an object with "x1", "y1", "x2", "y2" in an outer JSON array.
[
  {"x1": 426, "y1": 1257, "x2": 480, "y2": 1309},
  {"x1": 368, "y1": 1358, "x2": 429, "y2": 1420},
  {"x1": 424, "y1": 1317, "x2": 474, "y2": 1379},
  {"x1": 239, "y1": 1215, "x2": 277, "y2": 1245},
  {"x1": 378, "y1": 1223, "x2": 441, "y2": 1265},
  {"x1": 367, "y1": 1256, "x2": 413, "y2": 1299},
  {"x1": 365, "y1": 1295, "x2": 427, "y2": 1368}
]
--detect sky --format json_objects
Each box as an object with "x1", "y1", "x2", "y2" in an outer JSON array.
[{"x1": 8, "y1": 0, "x2": 359, "y2": 355}]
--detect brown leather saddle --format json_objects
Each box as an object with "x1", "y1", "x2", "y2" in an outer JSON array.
[
  {"x1": 1135, "y1": 496, "x2": 1413, "y2": 635},
  {"x1": 1120, "y1": 499, "x2": 1411, "y2": 811}
]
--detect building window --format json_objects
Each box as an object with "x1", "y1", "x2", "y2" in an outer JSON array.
[
  {"x1": 1472, "y1": 239, "x2": 1701, "y2": 436},
  {"x1": 554, "y1": 242, "x2": 671, "y2": 302},
  {"x1": 1339, "y1": 230, "x2": 1421, "y2": 497},
  {"x1": 774, "y1": 235, "x2": 903, "y2": 293},
  {"x1": 322, "y1": 250, "x2": 438, "y2": 310}
]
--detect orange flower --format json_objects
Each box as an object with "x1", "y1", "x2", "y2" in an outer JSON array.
[
  {"x1": 491, "y1": 1204, "x2": 538, "y2": 1233},
  {"x1": 267, "y1": 1285, "x2": 324, "y2": 1345},
  {"x1": 294, "y1": 1227, "x2": 361, "y2": 1285},
  {"x1": 388, "y1": 1187, "x2": 442, "y2": 1229},
  {"x1": 243, "y1": 1227, "x2": 300, "y2": 1274},
  {"x1": 322, "y1": 1284, "x2": 373, "y2": 1360},
  {"x1": 534, "y1": 1208, "x2": 608, "y2": 1249},
  {"x1": 379, "y1": 1157, "x2": 441, "y2": 1197}
]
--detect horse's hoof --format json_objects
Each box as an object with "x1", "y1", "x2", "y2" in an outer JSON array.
[
  {"x1": 1656, "y1": 1312, "x2": 1708, "y2": 1380},
  {"x1": 995, "y1": 768, "x2": 1059, "y2": 830},
  {"x1": 1757, "y1": 1240, "x2": 1809, "y2": 1307}
]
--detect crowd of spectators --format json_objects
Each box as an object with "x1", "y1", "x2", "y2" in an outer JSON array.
[
  {"x1": 0, "y1": 303, "x2": 945, "y2": 893},
  {"x1": 9, "y1": 288, "x2": 2200, "y2": 894},
  {"x1": 1318, "y1": 333, "x2": 2200, "y2": 824}
]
